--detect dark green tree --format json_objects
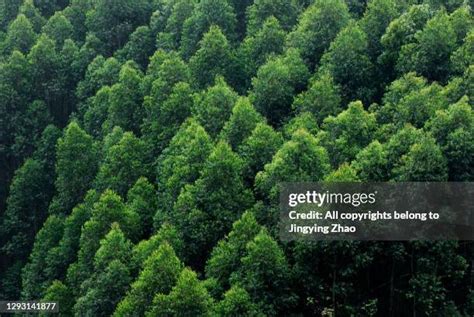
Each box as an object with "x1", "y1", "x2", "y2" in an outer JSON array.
[
  {"x1": 192, "y1": 77, "x2": 238, "y2": 137},
  {"x1": 74, "y1": 224, "x2": 133, "y2": 317},
  {"x1": 180, "y1": 0, "x2": 237, "y2": 59},
  {"x1": 282, "y1": 112, "x2": 320, "y2": 138},
  {"x1": 250, "y1": 48, "x2": 310, "y2": 125},
  {"x1": 42, "y1": 12, "x2": 73, "y2": 46},
  {"x1": 318, "y1": 101, "x2": 377, "y2": 167},
  {"x1": 230, "y1": 229, "x2": 295, "y2": 316},
  {"x1": 113, "y1": 243, "x2": 183, "y2": 317},
  {"x1": 189, "y1": 25, "x2": 236, "y2": 88},
  {"x1": 394, "y1": 135, "x2": 448, "y2": 181},
  {"x1": 85, "y1": 0, "x2": 151, "y2": 54},
  {"x1": 49, "y1": 121, "x2": 98, "y2": 215},
  {"x1": 94, "y1": 132, "x2": 149, "y2": 196},
  {"x1": 172, "y1": 141, "x2": 254, "y2": 267},
  {"x1": 44, "y1": 190, "x2": 99, "y2": 287},
  {"x1": 41, "y1": 280, "x2": 74, "y2": 317},
  {"x1": 116, "y1": 26, "x2": 154, "y2": 69},
  {"x1": 66, "y1": 190, "x2": 139, "y2": 294},
  {"x1": 397, "y1": 10, "x2": 457, "y2": 82},
  {"x1": 19, "y1": 0, "x2": 46, "y2": 32},
  {"x1": 359, "y1": 0, "x2": 402, "y2": 60},
  {"x1": 206, "y1": 211, "x2": 262, "y2": 292},
  {"x1": 246, "y1": 0, "x2": 298, "y2": 35},
  {"x1": 0, "y1": 0, "x2": 23, "y2": 30},
  {"x1": 379, "y1": 4, "x2": 432, "y2": 79},
  {"x1": 237, "y1": 122, "x2": 283, "y2": 184},
  {"x1": 105, "y1": 61, "x2": 144, "y2": 134},
  {"x1": 214, "y1": 286, "x2": 263, "y2": 316},
  {"x1": 2, "y1": 14, "x2": 36, "y2": 54},
  {"x1": 256, "y1": 129, "x2": 330, "y2": 201},
  {"x1": 76, "y1": 56, "x2": 121, "y2": 106},
  {"x1": 320, "y1": 22, "x2": 375, "y2": 104},
  {"x1": 219, "y1": 97, "x2": 264, "y2": 150},
  {"x1": 292, "y1": 72, "x2": 342, "y2": 123},
  {"x1": 12, "y1": 100, "x2": 52, "y2": 160},
  {"x1": 351, "y1": 140, "x2": 389, "y2": 181},
  {"x1": 426, "y1": 97, "x2": 473, "y2": 180},
  {"x1": 154, "y1": 119, "x2": 213, "y2": 227},
  {"x1": 286, "y1": 0, "x2": 350, "y2": 67},
  {"x1": 238, "y1": 16, "x2": 286, "y2": 89},
  {"x1": 82, "y1": 86, "x2": 111, "y2": 138},
  {"x1": 146, "y1": 268, "x2": 213, "y2": 317},
  {"x1": 126, "y1": 177, "x2": 157, "y2": 238},
  {"x1": 132, "y1": 223, "x2": 183, "y2": 268},
  {"x1": 155, "y1": 0, "x2": 196, "y2": 51},
  {"x1": 21, "y1": 215, "x2": 64, "y2": 300},
  {"x1": 0, "y1": 127, "x2": 59, "y2": 298}
]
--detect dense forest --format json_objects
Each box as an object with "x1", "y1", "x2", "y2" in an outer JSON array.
[{"x1": 0, "y1": 0, "x2": 473, "y2": 315}]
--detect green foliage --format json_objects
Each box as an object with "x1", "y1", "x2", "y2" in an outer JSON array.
[
  {"x1": 190, "y1": 25, "x2": 236, "y2": 88},
  {"x1": 12, "y1": 100, "x2": 52, "y2": 160},
  {"x1": 67, "y1": 190, "x2": 139, "y2": 294},
  {"x1": 320, "y1": 22, "x2": 375, "y2": 104},
  {"x1": 192, "y1": 77, "x2": 239, "y2": 137},
  {"x1": 74, "y1": 224, "x2": 133, "y2": 317},
  {"x1": 319, "y1": 101, "x2": 377, "y2": 167},
  {"x1": 172, "y1": 141, "x2": 254, "y2": 266},
  {"x1": 220, "y1": 97, "x2": 264, "y2": 149},
  {"x1": 105, "y1": 61, "x2": 144, "y2": 134},
  {"x1": 351, "y1": 140, "x2": 389, "y2": 181},
  {"x1": 230, "y1": 229, "x2": 295, "y2": 315},
  {"x1": 360, "y1": 0, "x2": 402, "y2": 59},
  {"x1": 214, "y1": 286, "x2": 263, "y2": 316},
  {"x1": 238, "y1": 16, "x2": 286, "y2": 89},
  {"x1": 95, "y1": 132, "x2": 149, "y2": 196},
  {"x1": 41, "y1": 280, "x2": 73, "y2": 317},
  {"x1": 246, "y1": 0, "x2": 298, "y2": 35},
  {"x1": 132, "y1": 223, "x2": 183, "y2": 268},
  {"x1": 85, "y1": 0, "x2": 151, "y2": 54},
  {"x1": 238, "y1": 122, "x2": 283, "y2": 184},
  {"x1": 256, "y1": 129, "x2": 330, "y2": 201},
  {"x1": 126, "y1": 177, "x2": 157, "y2": 238},
  {"x1": 0, "y1": 0, "x2": 23, "y2": 30},
  {"x1": 1, "y1": 1, "x2": 474, "y2": 315},
  {"x1": 155, "y1": 0, "x2": 196, "y2": 50},
  {"x1": 1, "y1": 157, "x2": 56, "y2": 265},
  {"x1": 116, "y1": 26, "x2": 155, "y2": 69},
  {"x1": 397, "y1": 10, "x2": 458, "y2": 82},
  {"x1": 114, "y1": 243, "x2": 183, "y2": 317},
  {"x1": 180, "y1": 0, "x2": 237, "y2": 59},
  {"x1": 2, "y1": 14, "x2": 36, "y2": 54},
  {"x1": 74, "y1": 259, "x2": 131, "y2": 317},
  {"x1": 154, "y1": 118, "x2": 213, "y2": 227},
  {"x1": 394, "y1": 134, "x2": 448, "y2": 181},
  {"x1": 206, "y1": 211, "x2": 262, "y2": 291},
  {"x1": 451, "y1": 29, "x2": 474, "y2": 75},
  {"x1": 282, "y1": 112, "x2": 320, "y2": 139},
  {"x1": 292, "y1": 72, "x2": 342, "y2": 123},
  {"x1": 146, "y1": 268, "x2": 213, "y2": 317},
  {"x1": 21, "y1": 215, "x2": 64, "y2": 299},
  {"x1": 76, "y1": 56, "x2": 121, "y2": 105},
  {"x1": 44, "y1": 190, "x2": 99, "y2": 287},
  {"x1": 42, "y1": 12, "x2": 73, "y2": 46},
  {"x1": 51, "y1": 121, "x2": 98, "y2": 214},
  {"x1": 287, "y1": 0, "x2": 350, "y2": 67},
  {"x1": 380, "y1": 4, "x2": 432, "y2": 76},
  {"x1": 325, "y1": 163, "x2": 360, "y2": 182},
  {"x1": 425, "y1": 97, "x2": 473, "y2": 180},
  {"x1": 250, "y1": 48, "x2": 310, "y2": 125}
]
